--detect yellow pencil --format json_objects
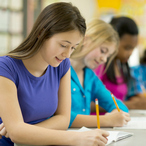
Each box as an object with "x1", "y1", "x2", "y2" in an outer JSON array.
[
  {"x1": 140, "y1": 85, "x2": 146, "y2": 98},
  {"x1": 95, "y1": 98, "x2": 100, "y2": 129},
  {"x1": 111, "y1": 93, "x2": 120, "y2": 112}
]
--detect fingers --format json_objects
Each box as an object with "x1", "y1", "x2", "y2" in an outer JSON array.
[
  {"x1": 95, "y1": 129, "x2": 109, "y2": 144},
  {"x1": 0, "y1": 123, "x2": 4, "y2": 138},
  {"x1": 99, "y1": 135, "x2": 108, "y2": 145},
  {"x1": 0, "y1": 123, "x2": 4, "y2": 130},
  {"x1": 0, "y1": 123, "x2": 9, "y2": 138},
  {"x1": 101, "y1": 130, "x2": 109, "y2": 137},
  {"x1": 5, "y1": 133, "x2": 9, "y2": 138},
  {"x1": 119, "y1": 111, "x2": 131, "y2": 122},
  {"x1": 123, "y1": 112, "x2": 130, "y2": 117},
  {"x1": 123, "y1": 112, "x2": 131, "y2": 122},
  {"x1": 125, "y1": 115, "x2": 131, "y2": 122},
  {"x1": 0, "y1": 127, "x2": 7, "y2": 136},
  {"x1": 97, "y1": 140, "x2": 107, "y2": 146}
]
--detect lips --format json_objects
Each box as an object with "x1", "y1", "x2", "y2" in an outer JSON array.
[
  {"x1": 94, "y1": 59, "x2": 99, "y2": 65},
  {"x1": 56, "y1": 57, "x2": 64, "y2": 63}
]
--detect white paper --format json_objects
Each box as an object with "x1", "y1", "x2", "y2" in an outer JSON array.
[
  {"x1": 130, "y1": 110, "x2": 146, "y2": 115},
  {"x1": 114, "y1": 117, "x2": 146, "y2": 129}
]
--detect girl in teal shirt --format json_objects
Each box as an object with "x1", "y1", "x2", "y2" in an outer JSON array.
[{"x1": 70, "y1": 19, "x2": 131, "y2": 128}]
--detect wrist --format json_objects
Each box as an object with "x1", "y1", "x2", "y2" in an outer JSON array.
[{"x1": 100, "y1": 115, "x2": 112, "y2": 127}]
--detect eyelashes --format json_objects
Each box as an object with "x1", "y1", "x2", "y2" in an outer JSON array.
[{"x1": 60, "y1": 44, "x2": 76, "y2": 50}]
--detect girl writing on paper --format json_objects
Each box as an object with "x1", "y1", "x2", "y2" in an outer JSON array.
[
  {"x1": 94, "y1": 16, "x2": 146, "y2": 109},
  {"x1": 69, "y1": 19, "x2": 131, "y2": 128},
  {"x1": 0, "y1": 2, "x2": 109, "y2": 146}
]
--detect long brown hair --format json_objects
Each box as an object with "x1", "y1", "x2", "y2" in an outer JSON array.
[{"x1": 7, "y1": 2, "x2": 86, "y2": 59}]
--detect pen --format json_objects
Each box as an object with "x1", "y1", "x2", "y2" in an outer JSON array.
[
  {"x1": 95, "y1": 98, "x2": 100, "y2": 129},
  {"x1": 140, "y1": 85, "x2": 146, "y2": 98},
  {"x1": 111, "y1": 93, "x2": 120, "y2": 112}
]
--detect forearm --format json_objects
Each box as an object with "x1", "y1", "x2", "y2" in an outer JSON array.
[
  {"x1": 123, "y1": 100, "x2": 137, "y2": 109},
  {"x1": 71, "y1": 115, "x2": 97, "y2": 128},
  {"x1": 124, "y1": 95, "x2": 146, "y2": 109},
  {"x1": 10, "y1": 122, "x2": 79, "y2": 145},
  {"x1": 90, "y1": 101, "x2": 106, "y2": 113},
  {"x1": 70, "y1": 114, "x2": 111, "y2": 128},
  {"x1": 35, "y1": 114, "x2": 70, "y2": 130}
]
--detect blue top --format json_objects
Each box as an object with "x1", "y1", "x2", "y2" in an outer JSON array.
[
  {"x1": 0, "y1": 56, "x2": 70, "y2": 124},
  {"x1": 70, "y1": 66, "x2": 129, "y2": 127},
  {"x1": 127, "y1": 65, "x2": 146, "y2": 97}
]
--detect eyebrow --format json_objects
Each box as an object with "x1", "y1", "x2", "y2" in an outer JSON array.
[{"x1": 62, "y1": 40, "x2": 80, "y2": 45}]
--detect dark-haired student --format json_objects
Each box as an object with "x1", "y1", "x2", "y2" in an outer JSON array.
[{"x1": 94, "y1": 16, "x2": 146, "y2": 110}]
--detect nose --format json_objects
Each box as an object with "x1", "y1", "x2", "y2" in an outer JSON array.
[
  {"x1": 62, "y1": 48, "x2": 72, "y2": 58},
  {"x1": 100, "y1": 55, "x2": 107, "y2": 63}
]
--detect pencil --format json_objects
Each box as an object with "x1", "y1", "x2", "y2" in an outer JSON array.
[
  {"x1": 95, "y1": 98, "x2": 100, "y2": 129},
  {"x1": 111, "y1": 93, "x2": 120, "y2": 112},
  {"x1": 140, "y1": 85, "x2": 146, "y2": 98}
]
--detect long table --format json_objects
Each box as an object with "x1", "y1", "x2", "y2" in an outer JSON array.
[{"x1": 69, "y1": 110, "x2": 146, "y2": 146}]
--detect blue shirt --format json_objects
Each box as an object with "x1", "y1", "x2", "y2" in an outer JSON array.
[
  {"x1": 127, "y1": 65, "x2": 146, "y2": 98},
  {"x1": 70, "y1": 66, "x2": 129, "y2": 127},
  {"x1": 0, "y1": 56, "x2": 70, "y2": 146}
]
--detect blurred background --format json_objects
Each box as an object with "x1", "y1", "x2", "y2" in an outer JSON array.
[{"x1": 0, "y1": 0, "x2": 146, "y2": 66}]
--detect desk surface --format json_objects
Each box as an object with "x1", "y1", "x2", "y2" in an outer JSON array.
[
  {"x1": 103, "y1": 110, "x2": 146, "y2": 146},
  {"x1": 15, "y1": 110, "x2": 146, "y2": 146},
  {"x1": 105, "y1": 110, "x2": 146, "y2": 146},
  {"x1": 69, "y1": 110, "x2": 146, "y2": 146}
]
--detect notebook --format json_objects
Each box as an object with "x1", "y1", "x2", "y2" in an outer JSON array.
[
  {"x1": 76, "y1": 126, "x2": 133, "y2": 145},
  {"x1": 114, "y1": 117, "x2": 146, "y2": 129}
]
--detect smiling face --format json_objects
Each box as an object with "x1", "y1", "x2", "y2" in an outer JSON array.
[
  {"x1": 116, "y1": 34, "x2": 138, "y2": 63},
  {"x1": 39, "y1": 30, "x2": 83, "y2": 67},
  {"x1": 83, "y1": 41, "x2": 116, "y2": 70}
]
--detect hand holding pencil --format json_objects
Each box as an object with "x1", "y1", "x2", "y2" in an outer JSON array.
[{"x1": 109, "y1": 93, "x2": 131, "y2": 126}]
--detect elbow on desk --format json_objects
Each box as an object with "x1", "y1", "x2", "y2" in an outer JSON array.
[
  {"x1": 8, "y1": 130, "x2": 21, "y2": 144},
  {"x1": 7, "y1": 122, "x2": 28, "y2": 144}
]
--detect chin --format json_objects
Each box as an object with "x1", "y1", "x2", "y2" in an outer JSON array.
[
  {"x1": 50, "y1": 63, "x2": 60, "y2": 67},
  {"x1": 91, "y1": 65, "x2": 98, "y2": 70}
]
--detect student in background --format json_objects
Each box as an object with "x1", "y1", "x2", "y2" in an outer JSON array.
[
  {"x1": 69, "y1": 19, "x2": 130, "y2": 128},
  {"x1": 94, "y1": 16, "x2": 146, "y2": 109},
  {"x1": 128, "y1": 49, "x2": 146, "y2": 104},
  {"x1": 0, "y1": 2, "x2": 109, "y2": 146}
]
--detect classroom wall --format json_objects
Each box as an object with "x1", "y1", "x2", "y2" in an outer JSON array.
[
  {"x1": 42, "y1": 0, "x2": 97, "y2": 24},
  {"x1": 1, "y1": 0, "x2": 145, "y2": 66},
  {"x1": 42, "y1": 0, "x2": 144, "y2": 66}
]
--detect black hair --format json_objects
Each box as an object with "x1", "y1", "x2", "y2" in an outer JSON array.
[
  {"x1": 140, "y1": 49, "x2": 146, "y2": 64},
  {"x1": 105, "y1": 16, "x2": 139, "y2": 84}
]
